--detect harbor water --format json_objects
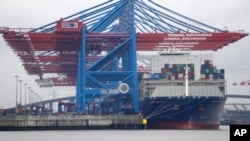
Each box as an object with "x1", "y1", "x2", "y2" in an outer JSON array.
[{"x1": 0, "y1": 126, "x2": 229, "y2": 141}]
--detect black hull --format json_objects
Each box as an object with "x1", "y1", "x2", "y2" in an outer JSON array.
[{"x1": 140, "y1": 96, "x2": 226, "y2": 129}]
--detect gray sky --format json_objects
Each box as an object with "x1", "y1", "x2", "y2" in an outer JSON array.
[{"x1": 1, "y1": 0, "x2": 250, "y2": 108}]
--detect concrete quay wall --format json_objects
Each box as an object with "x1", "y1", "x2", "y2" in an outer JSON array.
[{"x1": 0, "y1": 115, "x2": 143, "y2": 127}]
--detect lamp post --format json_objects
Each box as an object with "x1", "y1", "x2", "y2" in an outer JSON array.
[
  {"x1": 35, "y1": 93, "x2": 37, "y2": 103},
  {"x1": 24, "y1": 83, "x2": 27, "y2": 105},
  {"x1": 28, "y1": 87, "x2": 31, "y2": 104},
  {"x1": 31, "y1": 90, "x2": 33, "y2": 103},
  {"x1": 19, "y1": 80, "x2": 22, "y2": 105},
  {"x1": 24, "y1": 83, "x2": 27, "y2": 115},
  {"x1": 14, "y1": 75, "x2": 18, "y2": 113}
]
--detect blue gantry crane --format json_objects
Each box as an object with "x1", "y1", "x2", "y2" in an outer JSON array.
[{"x1": 75, "y1": 0, "x2": 138, "y2": 114}]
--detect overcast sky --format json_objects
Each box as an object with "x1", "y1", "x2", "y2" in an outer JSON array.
[{"x1": 0, "y1": 0, "x2": 250, "y2": 108}]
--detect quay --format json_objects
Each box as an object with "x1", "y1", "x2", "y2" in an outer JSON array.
[{"x1": 0, "y1": 115, "x2": 146, "y2": 131}]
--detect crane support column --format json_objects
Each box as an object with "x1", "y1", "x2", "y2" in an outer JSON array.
[
  {"x1": 76, "y1": 26, "x2": 87, "y2": 114},
  {"x1": 130, "y1": 0, "x2": 139, "y2": 113}
]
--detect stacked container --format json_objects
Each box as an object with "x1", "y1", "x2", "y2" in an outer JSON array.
[
  {"x1": 150, "y1": 63, "x2": 195, "y2": 80},
  {"x1": 200, "y1": 60, "x2": 224, "y2": 80},
  {"x1": 149, "y1": 60, "x2": 224, "y2": 81}
]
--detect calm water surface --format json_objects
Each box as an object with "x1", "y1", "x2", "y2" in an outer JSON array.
[{"x1": 0, "y1": 126, "x2": 229, "y2": 141}]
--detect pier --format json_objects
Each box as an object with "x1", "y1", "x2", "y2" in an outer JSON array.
[{"x1": 0, "y1": 115, "x2": 145, "y2": 131}]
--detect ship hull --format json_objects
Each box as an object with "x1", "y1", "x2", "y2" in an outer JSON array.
[{"x1": 140, "y1": 96, "x2": 226, "y2": 129}]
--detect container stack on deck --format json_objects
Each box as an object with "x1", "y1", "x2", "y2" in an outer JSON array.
[
  {"x1": 151, "y1": 63, "x2": 195, "y2": 80},
  {"x1": 150, "y1": 61, "x2": 224, "y2": 81},
  {"x1": 200, "y1": 60, "x2": 225, "y2": 80}
]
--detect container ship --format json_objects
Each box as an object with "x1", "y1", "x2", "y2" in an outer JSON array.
[{"x1": 139, "y1": 52, "x2": 227, "y2": 129}]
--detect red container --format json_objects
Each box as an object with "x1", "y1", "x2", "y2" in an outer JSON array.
[
  {"x1": 204, "y1": 60, "x2": 210, "y2": 64},
  {"x1": 172, "y1": 64, "x2": 177, "y2": 68},
  {"x1": 161, "y1": 68, "x2": 169, "y2": 73}
]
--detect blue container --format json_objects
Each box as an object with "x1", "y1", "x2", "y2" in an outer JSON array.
[
  {"x1": 220, "y1": 69, "x2": 225, "y2": 74},
  {"x1": 213, "y1": 73, "x2": 218, "y2": 79},
  {"x1": 151, "y1": 73, "x2": 159, "y2": 79},
  {"x1": 175, "y1": 75, "x2": 178, "y2": 80},
  {"x1": 170, "y1": 68, "x2": 176, "y2": 73},
  {"x1": 201, "y1": 64, "x2": 206, "y2": 70},
  {"x1": 219, "y1": 73, "x2": 225, "y2": 79},
  {"x1": 159, "y1": 73, "x2": 167, "y2": 79},
  {"x1": 201, "y1": 68, "x2": 205, "y2": 74},
  {"x1": 164, "y1": 64, "x2": 169, "y2": 68},
  {"x1": 155, "y1": 73, "x2": 160, "y2": 79}
]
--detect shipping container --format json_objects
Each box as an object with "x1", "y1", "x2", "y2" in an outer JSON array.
[
  {"x1": 151, "y1": 73, "x2": 159, "y2": 80},
  {"x1": 142, "y1": 73, "x2": 150, "y2": 79},
  {"x1": 204, "y1": 60, "x2": 213, "y2": 65},
  {"x1": 161, "y1": 68, "x2": 169, "y2": 73},
  {"x1": 220, "y1": 69, "x2": 225, "y2": 74},
  {"x1": 166, "y1": 72, "x2": 172, "y2": 76},
  {"x1": 178, "y1": 73, "x2": 184, "y2": 78},
  {"x1": 159, "y1": 73, "x2": 167, "y2": 79},
  {"x1": 171, "y1": 75, "x2": 175, "y2": 80},
  {"x1": 187, "y1": 63, "x2": 195, "y2": 68},
  {"x1": 172, "y1": 64, "x2": 177, "y2": 68},
  {"x1": 164, "y1": 64, "x2": 169, "y2": 68},
  {"x1": 219, "y1": 73, "x2": 225, "y2": 79}
]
